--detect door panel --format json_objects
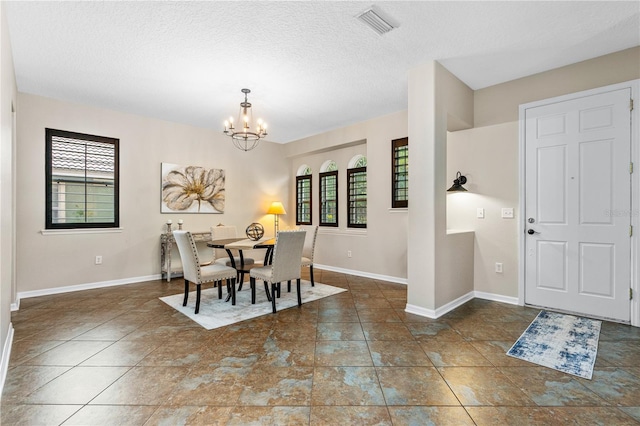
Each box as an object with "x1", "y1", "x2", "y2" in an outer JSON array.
[
  {"x1": 579, "y1": 139, "x2": 613, "y2": 225},
  {"x1": 536, "y1": 241, "x2": 567, "y2": 291},
  {"x1": 579, "y1": 243, "x2": 614, "y2": 297},
  {"x1": 525, "y1": 88, "x2": 631, "y2": 322},
  {"x1": 537, "y1": 145, "x2": 567, "y2": 224}
]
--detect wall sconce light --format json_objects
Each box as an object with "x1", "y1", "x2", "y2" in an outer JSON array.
[
  {"x1": 447, "y1": 171, "x2": 468, "y2": 192},
  {"x1": 266, "y1": 201, "x2": 287, "y2": 236}
]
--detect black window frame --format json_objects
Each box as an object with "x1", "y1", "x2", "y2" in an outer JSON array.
[
  {"x1": 392, "y1": 137, "x2": 408, "y2": 208},
  {"x1": 45, "y1": 128, "x2": 120, "y2": 230},
  {"x1": 319, "y1": 170, "x2": 338, "y2": 227},
  {"x1": 347, "y1": 166, "x2": 367, "y2": 228},
  {"x1": 296, "y1": 174, "x2": 312, "y2": 225}
]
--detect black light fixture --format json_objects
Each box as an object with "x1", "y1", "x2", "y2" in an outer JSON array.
[{"x1": 447, "y1": 171, "x2": 468, "y2": 192}]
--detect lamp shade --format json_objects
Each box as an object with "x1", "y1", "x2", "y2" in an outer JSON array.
[
  {"x1": 447, "y1": 172, "x2": 468, "y2": 192},
  {"x1": 267, "y1": 201, "x2": 287, "y2": 215}
]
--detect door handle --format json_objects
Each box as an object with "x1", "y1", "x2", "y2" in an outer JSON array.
[{"x1": 527, "y1": 229, "x2": 539, "y2": 235}]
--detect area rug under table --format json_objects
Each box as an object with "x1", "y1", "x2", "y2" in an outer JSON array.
[
  {"x1": 160, "y1": 281, "x2": 346, "y2": 330},
  {"x1": 506, "y1": 310, "x2": 601, "y2": 379}
]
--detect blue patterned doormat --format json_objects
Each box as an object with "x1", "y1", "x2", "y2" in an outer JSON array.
[{"x1": 507, "y1": 310, "x2": 601, "y2": 379}]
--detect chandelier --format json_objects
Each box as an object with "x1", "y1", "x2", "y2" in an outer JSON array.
[{"x1": 223, "y1": 88, "x2": 268, "y2": 151}]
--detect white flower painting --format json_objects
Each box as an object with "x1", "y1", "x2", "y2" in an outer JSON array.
[{"x1": 161, "y1": 163, "x2": 225, "y2": 213}]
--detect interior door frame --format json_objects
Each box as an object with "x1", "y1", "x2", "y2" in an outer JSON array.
[{"x1": 518, "y1": 79, "x2": 640, "y2": 327}]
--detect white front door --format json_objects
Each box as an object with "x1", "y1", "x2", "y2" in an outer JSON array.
[{"x1": 524, "y1": 87, "x2": 632, "y2": 322}]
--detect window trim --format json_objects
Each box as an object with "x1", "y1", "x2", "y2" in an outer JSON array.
[
  {"x1": 296, "y1": 174, "x2": 312, "y2": 225},
  {"x1": 45, "y1": 128, "x2": 120, "y2": 230},
  {"x1": 391, "y1": 137, "x2": 408, "y2": 209},
  {"x1": 319, "y1": 170, "x2": 338, "y2": 227},
  {"x1": 347, "y1": 166, "x2": 367, "y2": 229}
]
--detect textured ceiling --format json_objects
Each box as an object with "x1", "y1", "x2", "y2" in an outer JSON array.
[{"x1": 5, "y1": 1, "x2": 640, "y2": 143}]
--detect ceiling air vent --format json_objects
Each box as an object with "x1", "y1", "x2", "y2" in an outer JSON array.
[{"x1": 356, "y1": 6, "x2": 397, "y2": 36}]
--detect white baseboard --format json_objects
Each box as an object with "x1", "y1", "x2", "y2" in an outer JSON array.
[
  {"x1": 405, "y1": 303, "x2": 437, "y2": 319},
  {"x1": 405, "y1": 290, "x2": 519, "y2": 320},
  {"x1": 0, "y1": 323, "x2": 14, "y2": 399},
  {"x1": 15, "y1": 274, "x2": 162, "y2": 307},
  {"x1": 436, "y1": 291, "x2": 476, "y2": 317},
  {"x1": 314, "y1": 264, "x2": 407, "y2": 285},
  {"x1": 474, "y1": 291, "x2": 519, "y2": 305},
  {"x1": 405, "y1": 291, "x2": 475, "y2": 319}
]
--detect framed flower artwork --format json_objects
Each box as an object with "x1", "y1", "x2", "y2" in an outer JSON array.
[{"x1": 161, "y1": 163, "x2": 225, "y2": 213}]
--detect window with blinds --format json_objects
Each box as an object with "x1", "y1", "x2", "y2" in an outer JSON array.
[
  {"x1": 392, "y1": 137, "x2": 408, "y2": 208},
  {"x1": 45, "y1": 128, "x2": 119, "y2": 229},
  {"x1": 296, "y1": 174, "x2": 312, "y2": 225},
  {"x1": 319, "y1": 170, "x2": 338, "y2": 227},
  {"x1": 347, "y1": 166, "x2": 367, "y2": 228}
]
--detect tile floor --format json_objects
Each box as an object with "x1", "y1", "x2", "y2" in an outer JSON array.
[{"x1": 2, "y1": 270, "x2": 640, "y2": 425}]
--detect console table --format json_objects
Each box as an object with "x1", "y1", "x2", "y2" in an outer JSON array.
[{"x1": 160, "y1": 231, "x2": 213, "y2": 282}]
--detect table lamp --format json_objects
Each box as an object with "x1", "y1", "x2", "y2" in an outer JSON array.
[{"x1": 267, "y1": 201, "x2": 287, "y2": 237}]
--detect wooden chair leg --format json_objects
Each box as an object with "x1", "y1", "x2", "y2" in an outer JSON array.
[
  {"x1": 297, "y1": 278, "x2": 302, "y2": 306},
  {"x1": 309, "y1": 265, "x2": 315, "y2": 286},
  {"x1": 271, "y1": 282, "x2": 278, "y2": 313},
  {"x1": 230, "y1": 277, "x2": 236, "y2": 305},
  {"x1": 250, "y1": 277, "x2": 256, "y2": 304},
  {"x1": 217, "y1": 280, "x2": 223, "y2": 299},
  {"x1": 276, "y1": 282, "x2": 281, "y2": 298},
  {"x1": 263, "y1": 281, "x2": 272, "y2": 301},
  {"x1": 195, "y1": 284, "x2": 202, "y2": 314},
  {"x1": 287, "y1": 280, "x2": 291, "y2": 292},
  {"x1": 183, "y1": 279, "x2": 189, "y2": 306},
  {"x1": 238, "y1": 271, "x2": 245, "y2": 291}
]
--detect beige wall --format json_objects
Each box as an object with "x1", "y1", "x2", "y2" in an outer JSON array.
[
  {"x1": 448, "y1": 47, "x2": 640, "y2": 300},
  {"x1": 475, "y1": 46, "x2": 640, "y2": 127},
  {"x1": 284, "y1": 111, "x2": 409, "y2": 281},
  {"x1": 0, "y1": 3, "x2": 17, "y2": 382},
  {"x1": 16, "y1": 93, "x2": 289, "y2": 293},
  {"x1": 447, "y1": 122, "x2": 519, "y2": 297},
  {"x1": 0, "y1": 1, "x2": 18, "y2": 386}
]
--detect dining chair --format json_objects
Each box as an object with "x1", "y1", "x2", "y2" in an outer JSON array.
[
  {"x1": 299, "y1": 225, "x2": 319, "y2": 287},
  {"x1": 173, "y1": 230, "x2": 238, "y2": 313},
  {"x1": 286, "y1": 224, "x2": 319, "y2": 293},
  {"x1": 249, "y1": 230, "x2": 306, "y2": 313},
  {"x1": 210, "y1": 225, "x2": 255, "y2": 290}
]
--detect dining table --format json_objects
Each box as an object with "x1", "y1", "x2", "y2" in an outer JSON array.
[{"x1": 207, "y1": 237, "x2": 276, "y2": 301}]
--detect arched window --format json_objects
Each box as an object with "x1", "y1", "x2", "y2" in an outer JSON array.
[
  {"x1": 349, "y1": 155, "x2": 367, "y2": 169},
  {"x1": 319, "y1": 160, "x2": 338, "y2": 227},
  {"x1": 296, "y1": 165, "x2": 312, "y2": 225},
  {"x1": 347, "y1": 155, "x2": 367, "y2": 228}
]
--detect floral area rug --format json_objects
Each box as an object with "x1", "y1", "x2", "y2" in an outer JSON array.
[
  {"x1": 507, "y1": 310, "x2": 602, "y2": 379},
  {"x1": 160, "y1": 281, "x2": 346, "y2": 330}
]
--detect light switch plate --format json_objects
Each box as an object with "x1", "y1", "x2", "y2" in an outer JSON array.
[
  {"x1": 501, "y1": 208, "x2": 514, "y2": 219},
  {"x1": 477, "y1": 208, "x2": 485, "y2": 219}
]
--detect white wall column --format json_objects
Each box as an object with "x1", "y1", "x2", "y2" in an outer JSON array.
[
  {"x1": 406, "y1": 62, "x2": 439, "y2": 314},
  {"x1": 406, "y1": 61, "x2": 474, "y2": 317}
]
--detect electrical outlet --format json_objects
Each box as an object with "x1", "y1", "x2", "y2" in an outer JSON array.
[
  {"x1": 347, "y1": 250, "x2": 352, "y2": 258},
  {"x1": 495, "y1": 262, "x2": 503, "y2": 273},
  {"x1": 95, "y1": 255, "x2": 103, "y2": 265},
  {"x1": 501, "y1": 208, "x2": 514, "y2": 219},
  {"x1": 477, "y1": 208, "x2": 485, "y2": 219}
]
